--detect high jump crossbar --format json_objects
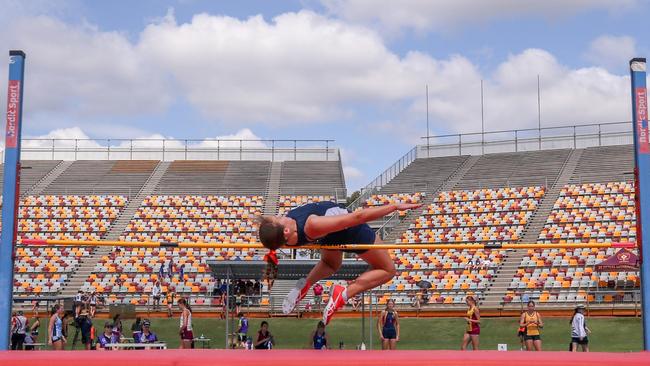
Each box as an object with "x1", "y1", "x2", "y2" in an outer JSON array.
[{"x1": 20, "y1": 238, "x2": 637, "y2": 251}]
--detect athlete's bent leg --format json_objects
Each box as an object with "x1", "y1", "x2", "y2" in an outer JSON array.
[
  {"x1": 306, "y1": 250, "x2": 343, "y2": 285},
  {"x1": 323, "y1": 237, "x2": 396, "y2": 324},
  {"x1": 346, "y1": 249, "x2": 396, "y2": 297}
]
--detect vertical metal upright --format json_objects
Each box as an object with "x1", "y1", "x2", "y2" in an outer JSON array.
[
  {"x1": 629, "y1": 57, "x2": 650, "y2": 350},
  {"x1": 0, "y1": 50, "x2": 26, "y2": 350}
]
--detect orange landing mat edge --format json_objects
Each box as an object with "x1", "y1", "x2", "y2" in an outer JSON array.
[{"x1": 0, "y1": 349, "x2": 648, "y2": 366}]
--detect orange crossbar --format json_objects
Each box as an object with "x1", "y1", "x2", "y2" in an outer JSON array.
[
  {"x1": 0, "y1": 349, "x2": 648, "y2": 366},
  {"x1": 20, "y1": 238, "x2": 637, "y2": 250}
]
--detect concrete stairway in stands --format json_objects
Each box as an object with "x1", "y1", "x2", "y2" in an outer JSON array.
[
  {"x1": 479, "y1": 149, "x2": 584, "y2": 308},
  {"x1": 263, "y1": 162, "x2": 282, "y2": 216},
  {"x1": 59, "y1": 247, "x2": 113, "y2": 298},
  {"x1": 103, "y1": 161, "x2": 171, "y2": 241},
  {"x1": 519, "y1": 148, "x2": 584, "y2": 245},
  {"x1": 59, "y1": 161, "x2": 171, "y2": 296},
  {"x1": 383, "y1": 155, "x2": 481, "y2": 243},
  {"x1": 478, "y1": 252, "x2": 527, "y2": 308},
  {"x1": 23, "y1": 160, "x2": 74, "y2": 196}
]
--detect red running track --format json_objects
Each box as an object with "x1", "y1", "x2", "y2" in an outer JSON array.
[{"x1": 0, "y1": 350, "x2": 648, "y2": 366}]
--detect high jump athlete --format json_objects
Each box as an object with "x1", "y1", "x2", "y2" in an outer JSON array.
[{"x1": 257, "y1": 201, "x2": 421, "y2": 324}]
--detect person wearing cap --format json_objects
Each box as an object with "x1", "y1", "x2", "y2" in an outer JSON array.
[
  {"x1": 136, "y1": 320, "x2": 158, "y2": 344},
  {"x1": 570, "y1": 304, "x2": 591, "y2": 352},
  {"x1": 96, "y1": 322, "x2": 119, "y2": 350}
]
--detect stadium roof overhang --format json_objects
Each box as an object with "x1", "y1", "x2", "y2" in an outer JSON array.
[{"x1": 207, "y1": 260, "x2": 369, "y2": 280}]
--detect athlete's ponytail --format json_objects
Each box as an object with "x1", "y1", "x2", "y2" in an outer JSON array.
[{"x1": 263, "y1": 249, "x2": 279, "y2": 290}]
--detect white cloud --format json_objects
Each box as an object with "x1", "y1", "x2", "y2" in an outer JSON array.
[
  {"x1": 339, "y1": 147, "x2": 365, "y2": 189},
  {"x1": 371, "y1": 47, "x2": 635, "y2": 145},
  {"x1": 137, "y1": 11, "x2": 442, "y2": 124},
  {"x1": 584, "y1": 35, "x2": 637, "y2": 72},
  {"x1": 321, "y1": 0, "x2": 639, "y2": 33},
  {"x1": 488, "y1": 49, "x2": 630, "y2": 128},
  {"x1": 199, "y1": 128, "x2": 267, "y2": 148},
  {"x1": 15, "y1": 126, "x2": 266, "y2": 152},
  {"x1": 0, "y1": 16, "x2": 171, "y2": 122},
  {"x1": 22, "y1": 127, "x2": 102, "y2": 149},
  {"x1": 343, "y1": 165, "x2": 363, "y2": 179},
  {"x1": 0, "y1": 10, "x2": 638, "y2": 145}
]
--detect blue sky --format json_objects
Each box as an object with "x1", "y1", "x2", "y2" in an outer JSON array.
[{"x1": 0, "y1": 0, "x2": 649, "y2": 191}]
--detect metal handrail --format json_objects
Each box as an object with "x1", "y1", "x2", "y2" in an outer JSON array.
[
  {"x1": 347, "y1": 146, "x2": 418, "y2": 211},
  {"x1": 421, "y1": 120, "x2": 630, "y2": 140},
  {"x1": 420, "y1": 120, "x2": 632, "y2": 157},
  {"x1": 12, "y1": 138, "x2": 338, "y2": 162},
  {"x1": 376, "y1": 211, "x2": 400, "y2": 239}
]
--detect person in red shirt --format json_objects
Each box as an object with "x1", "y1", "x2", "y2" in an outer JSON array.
[
  {"x1": 254, "y1": 321, "x2": 274, "y2": 349},
  {"x1": 313, "y1": 283, "x2": 324, "y2": 310}
]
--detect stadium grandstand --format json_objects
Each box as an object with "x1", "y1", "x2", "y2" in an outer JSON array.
[{"x1": 3, "y1": 123, "x2": 640, "y2": 316}]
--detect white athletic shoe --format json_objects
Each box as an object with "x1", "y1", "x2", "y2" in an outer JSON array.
[{"x1": 282, "y1": 278, "x2": 307, "y2": 314}]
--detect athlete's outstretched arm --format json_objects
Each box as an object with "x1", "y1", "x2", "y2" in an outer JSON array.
[{"x1": 305, "y1": 203, "x2": 421, "y2": 239}]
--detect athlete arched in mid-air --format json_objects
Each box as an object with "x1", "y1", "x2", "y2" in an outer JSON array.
[{"x1": 257, "y1": 201, "x2": 421, "y2": 324}]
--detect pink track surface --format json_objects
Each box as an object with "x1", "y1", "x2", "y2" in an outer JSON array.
[{"x1": 0, "y1": 350, "x2": 648, "y2": 366}]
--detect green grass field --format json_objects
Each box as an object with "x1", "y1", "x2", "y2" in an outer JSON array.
[{"x1": 55, "y1": 316, "x2": 642, "y2": 352}]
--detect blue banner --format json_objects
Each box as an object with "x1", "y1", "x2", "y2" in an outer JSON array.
[
  {"x1": 630, "y1": 57, "x2": 650, "y2": 350},
  {"x1": 0, "y1": 50, "x2": 25, "y2": 350}
]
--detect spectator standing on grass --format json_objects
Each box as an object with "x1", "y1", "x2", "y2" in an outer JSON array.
[
  {"x1": 237, "y1": 312, "x2": 249, "y2": 348},
  {"x1": 79, "y1": 309, "x2": 94, "y2": 350},
  {"x1": 10, "y1": 311, "x2": 27, "y2": 350},
  {"x1": 519, "y1": 300, "x2": 543, "y2": 351},
  {"x1": 378, "y1": 299, "x2": 399, "y2": 350},
  {"x1": 25, "y1": 308, "x2": 41, "y2": 350},
  {"x1": 48, "y1": 304, "x2": 66, "y2": 350},
  {"x1": 313, "y1": 283, "x2": 324, "y2": 310},
  {"x1": 570, "y1": 304, "x2": 591, "y2": 352},
  {"x1": 178, "y1": 298, "x2": 194, "y2": 349},
  {"x1": 461, "y1": 296, "x2": 480, "y2": 351},
  {"x1": 27, "y1": 312, "x2": 40, "y2": 346}
]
